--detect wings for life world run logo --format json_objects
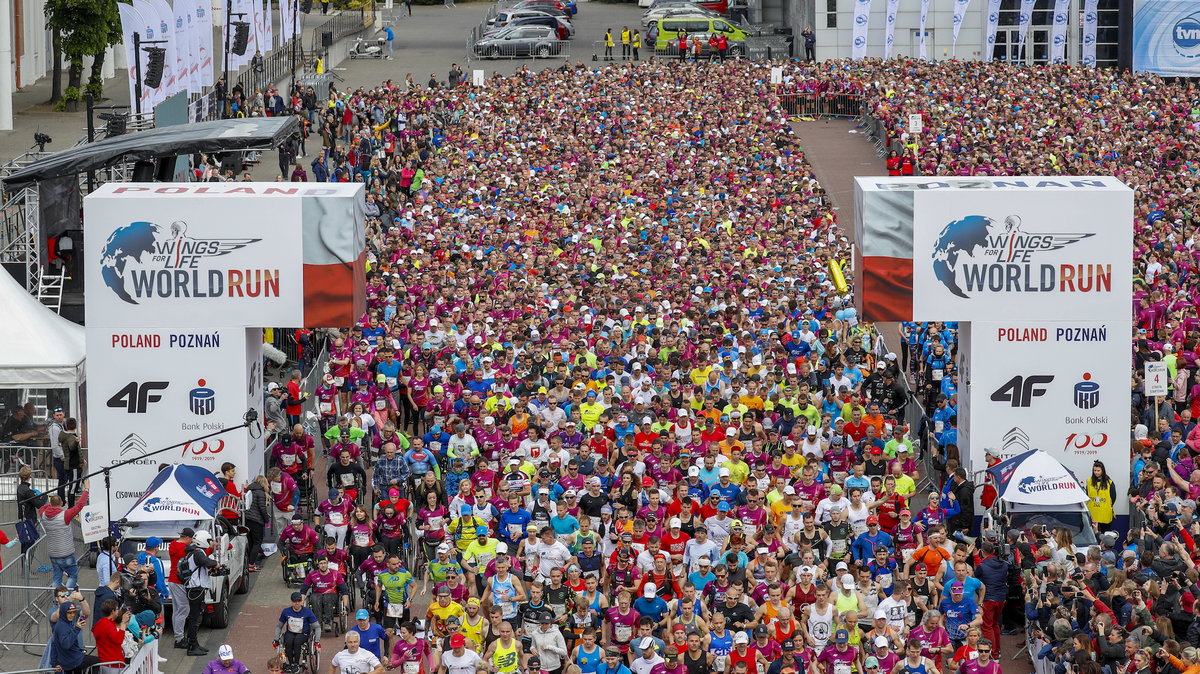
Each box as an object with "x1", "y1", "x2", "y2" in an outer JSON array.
[
  {"x1": 931, "y1": 214, "x2": 1110, "y2": 298},
  {"x1": 1017, "y1": 474, "x2": 1078, "y2": 495},
  {"x1": 99, "y1": 220, "x2": 277, "y2": 304}
]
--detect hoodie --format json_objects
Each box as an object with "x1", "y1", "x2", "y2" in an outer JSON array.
[
  {"x1": 51, "y1": 602, "x2": 83, "y2": 670},
  {"x1": 38, "y1": 489, "x2": 89, "y2": 558}
]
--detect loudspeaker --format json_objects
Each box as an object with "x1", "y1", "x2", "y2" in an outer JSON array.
[
  {"x1": 321, "y1": 30, "x2": 333, "y2": 47},
  {"x1": 132, "y1": 160, "x2": 157, "y2": 182}
]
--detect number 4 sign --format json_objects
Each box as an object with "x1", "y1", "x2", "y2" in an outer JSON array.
[{"x1": 1145, "y1": 361, "x2": 1169, "y2": 397}]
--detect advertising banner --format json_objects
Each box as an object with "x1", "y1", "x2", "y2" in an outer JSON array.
[
  {"x1": 84, "y1": 183, "x2": 366, "y2": 328},
  {"x1": 117, "y1": 3, "x2": 152, "y2": 114},
  {"x1": 851, "y1": 0, "x2": 872, "y2": 60},
  {"x1": 919, "y1": 0, "x2": 931, "y2": 59},
  {"x1": 854, "y1": 176, "x2": 1133, "y2": 323},
  {"x1": 1082, "y1": 0, "x2": 1099, "y2": 66},
  {"x1": 85, "y1": 327, "x2": 263, "y2": 515},
  {"x1": 884, "y1": 0, "x2": 901, "y2": 58},
  {"x1": 195, "y1": 0, "x2": 214, "y2": 86},
  {"x1": 1016, "y1": 0, "x2": 1036, "y2": 58},
  {"x1": 149, "y1": 0, "x2": 181, "y2": 97},
  {"x1": 961, "y1": 320, "x2": 1130, "y2": 515},
  {"x1": 952, "y1": 0, "x2": 971, "y2": 51},
  {"x1": 1050, "y1": 0, "x2": 1069, "y2": 63},
  {"x1": 1133, "y1": 0, "x2": 1200, "y2": 77},
  {"x1": 985, "y1": 0, "x2": 1002, "y2": 61}
]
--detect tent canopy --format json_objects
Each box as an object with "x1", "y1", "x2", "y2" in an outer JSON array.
[
  {"x1": 0, "y1": 270, "x2": 85, "y2": 387},
  {"x1": 124, "y1": 464, "x2": 230, "y2": 522},
  {"x1": 2, "y1": 117, "x2": 299, "y2": 187},
  {"x1": 985, "y1": 449, "x2": 1088, "y2": 506}
]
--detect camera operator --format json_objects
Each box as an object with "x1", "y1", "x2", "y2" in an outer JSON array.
[
  {"x1": 180, "y1": 530, "x2": 229, "y2": 656},
  {"x1": 124, "y1": 557, "x2": 163, "y2": 630}
]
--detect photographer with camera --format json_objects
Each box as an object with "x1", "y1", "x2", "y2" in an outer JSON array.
[
  {"x1": 179, "y1": 529, "x2": 229, "y2": 656},
  {"x1": 123, "y1": 555, "x2": 164, "y2": 631}
]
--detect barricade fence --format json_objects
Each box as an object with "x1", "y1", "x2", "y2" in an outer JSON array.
[{"x1": 777, "y1": 92, "x2": 863, "y2": 119}]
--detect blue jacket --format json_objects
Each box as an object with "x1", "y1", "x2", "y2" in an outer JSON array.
[
  {"x1": 851, "y1": 530, "x2": 893, "y2": 563},
  {"x1": 51, "y1": 603, "x2": 83, "y2": 670},
  {"x1": 976, "y1": 555, "x2": 1010, "y2": 602}
]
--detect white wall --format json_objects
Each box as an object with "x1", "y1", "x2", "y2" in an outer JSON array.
[
  {"x1": 814, "y1": 0, "x2": 991, "y2": 61},
  {"x1": 16, "y1": 0, "x2": 49, "y2": 88}
]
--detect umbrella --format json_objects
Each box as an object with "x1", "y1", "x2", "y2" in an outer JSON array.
[{"x1": 985, "y1": 449, "x2": 1088, "y2": 506}]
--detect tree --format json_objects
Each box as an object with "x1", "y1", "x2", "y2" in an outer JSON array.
[{"x1": 45, "y1": 0, "x2": 121, "y2": 110}]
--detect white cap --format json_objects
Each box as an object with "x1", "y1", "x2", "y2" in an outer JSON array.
[
  {"x1": 698, "y1": 557, "x2": 712, "y2": 566},
  {"x1": 874, "y1": 609, "x2": 887, "y2": 620},
  {"x1": 688, "y1": 466, "x2": 700, "y2": 477},
  {"x1": 734, "y1": 632, "x2": 749, "y2": 644},
  {"x1": 784, "y1": 439, "x2": 796, "y2": 447},
  {"x1": 484, "y1": 416, "x2": 496, "y2": 425},
  {"x1": 806, "y1": 425, "x2": 817, "y2": 435},
  {"x1": 643, "y1": 583, "x2": 657, "y2": 597},
  {"x1": 783, "y1": 485, "x2": 796, "y2": 495},
  {"x1": 437, "y1": 542, "x2": 452, "y2": 554},
  {"x1": 496, "y1": 542, "x2": 509, "y2": 554},
  {"x1": 840, "y1": 574, "x2": 855, "y2": 589},
  {"x1": 718, "y1": 467, "x2": 730, "y2": 477},
  {"x1": 836, "y1": 561, "x2": 849, "y2": 570},
  {"x1": 509, "y1": 458, "x2": 521, "y2": 466},
  {"x1": 799, "y1": 566, "x2": 814, "y2": 576},
  {"x1": 725, "y1": 428, "x2": 737, "y2": 436},
  {"x1": 593, "y1": 425, "x2": 605, "y2": 434},
  {"x1": 874, "y1": 636, "x2": 890, "y2": 648},
  {"x1": 267, "y1": 382, "x2": 280, "y2": 391},
  {"x1": 669, "y1": 517, "x2": 682, "y2": 528},
  {"x1": 218, "y1": 645, "x2": 234, "y2": 659},
  {"x1": 640, "y1": 636, "x2": 655, "y2": 649}
]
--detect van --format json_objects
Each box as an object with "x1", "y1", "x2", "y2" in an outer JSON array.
[{"x1": 655, "y1": 17, "x2": 746, "y2": 52}]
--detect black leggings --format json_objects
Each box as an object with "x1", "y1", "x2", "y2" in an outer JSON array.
[
  {"x1": 282, "y1": 630, "x2": 308, "y2": 666},
  {"x1": 380, "y1": 534, "x2": 404, "y2": 559}
]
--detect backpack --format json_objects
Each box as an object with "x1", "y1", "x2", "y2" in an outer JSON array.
[{"x1": 177, "y1": 550, "x2": 197, "y2": 585}]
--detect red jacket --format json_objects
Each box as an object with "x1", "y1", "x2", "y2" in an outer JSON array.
[{"x1": 93, "y1": 616, "x2": 125, "y2": 666}]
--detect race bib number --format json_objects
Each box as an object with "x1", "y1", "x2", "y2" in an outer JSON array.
[
  {"x1": 354, "y1": 532, "x2": 370, "y2": 547},
  {"x1": 320, "y1": 402, "x2": 333, "y2": 414},
  {"x1": 615, "y1": 624, "x2": 632, "y2": 642},
  {"x1": 834, "y1": 663, "x2": 852, "y2": 674},
  {"x1": 932, "y1": 369, "x2": 943, "y2": 381},
  {"x1": 404, "y1": 662, "x2": 420, "y2": 674},
  {"x1": 271, "y1": 482, "x2": 283, "y2": 494},
  {"x1": 508, "y1": 524, "x2": 523, "y2": 539},
  {"x1": 288, "y1": 616, "x2": 305, "y2": 633},
  {"x1": 387, "y1": 602, "x2": 406, "y2": 618},
  {"x1": 429, "y1": 516, "x2": 444, "y2": 531},
  {"x1": 476, "y1": 553, "x2": 493, "y2": 568},
  {"x1": 934, "y1": 420, "x2": 944, "y2": 434},
  {"x1": 328, "y1": 561, "x2": 340, "y2": 573},
  {"x1": 375, "y1": 399, "x2": 388, "y2": 411},
  {"x1": 329, "y1": 511, "x2": 345, "y2": 525},
  {"x1": 713, "y1": 656, "x2": 727, "y2": 673},
  {"x1": 430, "y1": 442, "x2": 442, "y2": 452},
  {"x1": 341, "y1": 473, "x2": 356, "y2": 486},
  {"x1": 387, "y1": 377, "x2": 399, "y2": 388},
  {"x1": 742, "y1": 524, "x2": 757, "y2": 540},
  {"x1": 282, "y1": 453, "x2": 297, "y2": 466},
  {"x1": 334, "y1": 377, "x2": 345, "y2": 387}
]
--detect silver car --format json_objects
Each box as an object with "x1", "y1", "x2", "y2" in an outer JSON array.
[
  {"x1": 473, "y1": 24, "x2": 563, "y2": 58},
  {"x1": 641, "y1": 5, "x2": 719, "y2": 28}
]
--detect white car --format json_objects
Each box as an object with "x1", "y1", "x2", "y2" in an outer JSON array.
[{"x1": 119, "y1": 517, "x2": 250, "y2": 629}]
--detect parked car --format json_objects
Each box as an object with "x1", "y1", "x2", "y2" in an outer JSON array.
[
  {"x1": 641, "y1": 6, "x2": 720, "y2": 28},
  {"x1": 119, "y1": 517, "x2": 250, "y2": 629},
  {"x1": 513, "y1": 0, "x2": 576, "y2": 15},
  {"x1": 642, "y1": 0, "x2": 719, "y2": 11},
  {"x1": 474, "y1": 24, "x2": 564, "y2": 58},
  {"x1": 489, "y1": 8, "x2": 563, "y2": 27},
  {"x1": 486, "y1": 15, "x2": 573, "y2": 40}
]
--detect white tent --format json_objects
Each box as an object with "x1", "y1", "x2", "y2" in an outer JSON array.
[
  {"x1": 985, "y1": 448, "x2": 1088, "y2": 506},
  {"x1": 0, "y1": 270, "x2": 86, "y2": 416}
]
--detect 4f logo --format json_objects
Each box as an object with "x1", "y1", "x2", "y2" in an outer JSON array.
[
  {"x1": 108, "y1": 381, "x2": 169, "y2": 413},
  {"x1": 991, "y1": 375, "x2": 1054, "y2": 408}
]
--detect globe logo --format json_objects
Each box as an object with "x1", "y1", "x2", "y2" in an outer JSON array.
[
  {"x1": 1018, "y1": 13, "x2": 1028, "y2": 24},
  {"x1": 953, "y1": 13, "x2": 961, "y2": 24},
  {"x1": 1084, "y1": 11, "x2": 1096, "y2": 23},
  {"x1": 854, "y1": 36, "x2": 866, "y2": 46},
  {"x1": 1054, "y1": 34, "x2": 1065, "y2": 45},
  {"x1": 1083, "y1": 55, "x2": 1095, "y2": 65},
  {"x1": 888, "y1": 13, "x2": 895, "y2": 24},
  {"x1": 1054, "y1": 12, "x2": 1067, "y2": 24},
  {"x1": 856, "y1": 14, "x2": 868, "y2": 25},
  {"x1": 989, "y1": 12, "x2": 999, "y2": 23},
  {"x1": 1084, "y1": 33, "x2": 1095, "y2": 45},
  {"x1": 1174, "y1": 14, "x2": 1200, "y2": 58}
]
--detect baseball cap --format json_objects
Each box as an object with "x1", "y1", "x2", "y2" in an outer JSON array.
[
  {"x1": 718, "y1": 502, "x2": 731, "y2": 512},
  {"x1": 496, "y1": 542, "x2": 509, "y2": 554},
  {"x1": 865, "y1": 657, "x2": 880, "y2": 669},
  {"x1": 688, "y1": 466, "x2": 700, "y2": 477},
  {"x1": 357, "y1": 609, "x2": 370, "y2": 620},
  {"x1": 267, "y1": 382, "x2": 280, "y2": 391},
  {"x1": 725, "y1": 428, "x2": 736, "y2": 436},
  {"x1": 866, "y1": 515, "x2": 879, "y2": 525},
  {"x1": 145, "y1": 536, "x2": 162, "y2": 549},
  {"x1": 783, "y1": 485, "x2": 796, "y2": 495},
  {"x1": 450, "y1": 634, "x2": 466, "y2": 648},
  {"x1": 698, "y1": 557, "x2": 712, "y2": 566},
  {"x1": 836, "y1": 561, "x2": 849, "y2": 571},
  {"x1": 781, "y1": 639, "x2": 796, "y2": 650},
  {"x1": 834, "y1": 629, "x2": 849, "y2": 644},
  {"x1": 179, "y1": 527, "x2": 196, "y2": 537},
  {"x1": 640, "y1": 637, "x2": 656, "y2": 650},
  {"x1": 874, "y1": 636, "x2": 889, "y2": 648},
  {"x1": 669, "y1": 517, "x2": 682, "y2": 528},
  {"x1": 733, "y1": 632, "x2": 749, "y2": 644},
  {"x1": 806, "y1": 425, "x2": 817, "y2": 435},
  {"x1": 950, "y1": 582, "x2": 965, "y2": 593},
  {"x1": 476, "y1": 525, "x2": 489, "y2": 536},
  {"x1": 799, "y1": 565, "x2": 814, "y2": 576},
  {"x1": 840, "y1": 574, "x2": 855, "y2": 589},
  {"x1": 219, "y1": 645, "x2": 234, "y2": 660},
  {"x1": 644, "y1": 583, "x2": 657, "y2": 597},
  {"x1": 291, "y1": 592, "x2": 304, "y2": 602},
  {"x1": 718, "y1": 467, "x2": 730, "y2": 477}
]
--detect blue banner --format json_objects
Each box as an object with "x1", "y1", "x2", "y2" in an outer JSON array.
[{"x1": 1133, "y1": 0, "x2": 1200, "y2": 77}]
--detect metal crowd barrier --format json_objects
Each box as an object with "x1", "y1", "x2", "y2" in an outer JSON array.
[
  {"x1": 467, "y1": 38, "x2": 571, "y2": 62},
  {"x1": 777, "y1": 92, "x2": 862, "y2": 119}
]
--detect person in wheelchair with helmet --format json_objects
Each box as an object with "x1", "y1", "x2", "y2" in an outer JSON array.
[
  {"x1": 301, "y1": 556, "x2": 350, "y2": 633},
  {"x1": 279, "y1": 514, "x2": 320, "y2": 582}
]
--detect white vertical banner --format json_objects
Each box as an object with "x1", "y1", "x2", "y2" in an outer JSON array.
[
  {"x1": 195, "y1": 0, "x2": 214, "y2": 86},
  {"x1": 1016, "y1": 0, "x2": 1036, "y2": 60},
  {"x1": 172, "y1": 0, "x2": 194, "y2": 94},
  {"x1": 985, "y1": 0, "x2": 1002, "y2": 61},
  {"x1": 884, "y1": 0, "x2": 900, "y2": 58},
  {"x1": 149, "y1": 0, "x2": 180, "y2": 97},
  {"x1": 1081, "y1": 0, "x2": 1098, "y2": 66},
  {"x1": 251, "y1": 0, "x2": 265, "y2": 64},
  {"x1": 132, "y1": 0, "x2": 165, "y2": 106},
  {"x1": 183, "y1": 0, "x2": 202, "y2": 92},
  {"x1": 951, "y1": 0, "x2": 971, "y2": 52},
  {"x1": 1049, "y1": 0, "x2": 1068, "y2": 62},
  {"x1": 264, "y1": 0, "x2": 273, "y2": 51},
  {"x1": 851, "y1": 0, "x2": 872, "y2": 60},
  {"x1": 117, "y1": 3, "x2": 151, "y2": 114},
  {"x1": 919, "y1": 0, "x2": 931, "y2": 59}
]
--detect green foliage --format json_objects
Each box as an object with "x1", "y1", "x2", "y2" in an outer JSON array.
[
  {"x1": 45, "y1": 0, "x2": 122, "y2": 61},
  {"x1": 85, "y1": 80, "x2": 104, "y2": 98}
]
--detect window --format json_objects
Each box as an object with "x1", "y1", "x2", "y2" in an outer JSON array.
[
  {"x1": 826, "y1": 0, "x2": 836, "y2": 28},
  {"x1": 685, "y1": 20, "x2": 709, "y2": 32}
]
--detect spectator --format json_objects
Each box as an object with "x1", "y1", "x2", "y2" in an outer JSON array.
[
  {"x1": 38, "y1": 479, "x2": 89, "y2": 589},
  {"x1": 92, "y1": 599, "x2": 130, "y2": 670}
]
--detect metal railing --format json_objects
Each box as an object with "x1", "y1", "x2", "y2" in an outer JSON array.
[
  {"x1": 468, "y1": 37, "x2": 571, "y2": 62},
  {"x1": 778, "y1": 92, "x2": 863, "y2": 119}
]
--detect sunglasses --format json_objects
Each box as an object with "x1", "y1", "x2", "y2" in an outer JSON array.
[{"x1": 978, "y1": 650, "x2": 991, "y2": 654}]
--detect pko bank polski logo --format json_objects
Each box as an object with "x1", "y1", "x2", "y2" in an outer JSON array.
[
  {"x1": 930, "y1": 214, "x2": 1107, "y2": 299},
  {"x1": 1175, "y1": 13, "x2": 1200, "y2": 59},
  {"x1": 98, "y1": 220, "x2": 273, "y2": 305}
]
